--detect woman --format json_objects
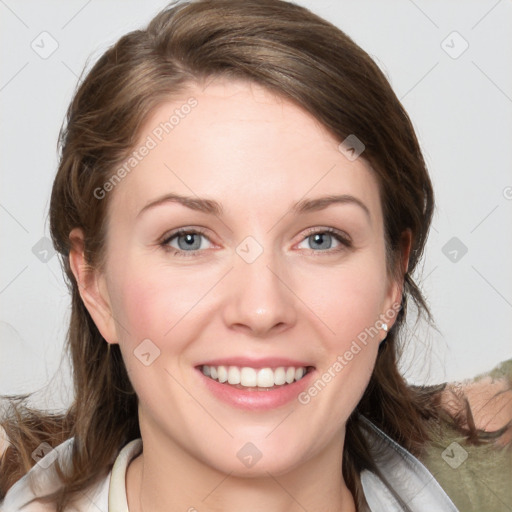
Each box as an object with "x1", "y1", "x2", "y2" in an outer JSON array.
[{"x1": 1, "y1": 1, "x2": 510, "y2": 511}]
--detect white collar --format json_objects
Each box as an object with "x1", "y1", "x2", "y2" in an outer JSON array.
[
  {"x1": 107, "y1": 419, "x2": 458, "y2": 511},
  {"x1": 108, "y1": 437, "x2": 142, "y2": 512},
  {"x1": 359, "y1": 416, "x2": 459, "y2": 511},
  {"x1": 1, "y1": 418, "x2": 458, "y2": 511}
]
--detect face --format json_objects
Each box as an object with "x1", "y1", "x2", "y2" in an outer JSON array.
[{"x1": 74, "y1": 78, "x2": 402, "y2": 477}]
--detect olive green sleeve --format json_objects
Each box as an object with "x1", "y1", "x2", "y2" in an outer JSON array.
[{"x1": 419, "y1": 359, "x2": 512, "y2": 512}]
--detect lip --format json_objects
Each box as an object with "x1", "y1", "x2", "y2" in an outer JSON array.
[
  {"x1": 196, "y1": 357, "x2": 313, "y2": 369},
  {"x1": 195, "y1": 365, "x2": 316, "y2": 411}
]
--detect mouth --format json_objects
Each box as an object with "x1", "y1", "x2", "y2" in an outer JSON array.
[{"x1": 198, "y1": 364, "x2": 315, "y2": 391}]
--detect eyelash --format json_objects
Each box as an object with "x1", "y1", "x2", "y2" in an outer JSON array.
[{"x1": 160, "y1": 227, "x2": 352, "y2": 257}]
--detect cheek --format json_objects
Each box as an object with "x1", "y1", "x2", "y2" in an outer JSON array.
[
  {"x1": 110, "y1": 276, "x2": 168, "y2": 343},
  {"x1": 107, "y1": 257, "x2": 221, "y2": 348},
  {"x1": 302, "y1": 255, "x2": 389, "y2": 345},
  {"x1": 106, "y1": 264, "x2": 204, "y2": 395},
  {"x1": 293, "y1": 258, "x2": 387, "y2": 431}
]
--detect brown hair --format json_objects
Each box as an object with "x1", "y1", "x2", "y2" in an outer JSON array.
[{"x1": 1, "y1": 1, "x2": 504, "y2": 510}]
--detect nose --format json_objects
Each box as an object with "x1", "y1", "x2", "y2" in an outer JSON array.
[{"x1": 221, "y1": 243, "x2": 297, "y2": 338}]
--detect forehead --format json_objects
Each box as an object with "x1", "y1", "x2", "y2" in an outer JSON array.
[{"x1": 106, "y1": 78, "x2": 383, "y2": 226}]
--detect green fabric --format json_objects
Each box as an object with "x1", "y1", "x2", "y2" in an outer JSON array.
[
  {"x1": 477, "y1": 359, "x2": 512, "y2": 383},
  {"x1": 419, "y1": 359, "x2": 512, "y2": 512}
]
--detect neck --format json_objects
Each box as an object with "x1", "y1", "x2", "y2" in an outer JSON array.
[{"x1": 126, "y1": 433, "x2": 356, "y2": 512}]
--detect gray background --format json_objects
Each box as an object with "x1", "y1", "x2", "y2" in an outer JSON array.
[{"x1": 1, "y1": 0, "x2": 511, "y2": 412}]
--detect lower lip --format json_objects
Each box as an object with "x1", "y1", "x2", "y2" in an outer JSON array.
[{"x1": 196, "y1": 367, "x2": 316, "y2": 410}]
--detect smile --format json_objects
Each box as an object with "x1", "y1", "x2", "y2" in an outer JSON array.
[{"x1": 201, "y1": 364, "x2": 312, "y2": 390}]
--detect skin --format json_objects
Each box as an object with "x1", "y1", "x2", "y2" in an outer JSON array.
[
  {"x1": 70, "y1": 78, "x2": 408, "y2": 512},
  {"x1": 441, "y1": 377, "x2": 512, "y2": 447}
]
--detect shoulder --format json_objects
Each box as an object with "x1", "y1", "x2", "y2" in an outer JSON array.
[
  {"x1": 439, "y1": 359, "x2": 512, "y2": 444},
  {"x1": 2, "y1": 497, "x2": 57, "y2": 512},
  {"x1": 0, "y1": 437, "x2": 110, "y2": 512},
  {"x1": 360, "y1": 416, "x2": 459, "y2": 511},
  {"x1": 420, "y1": 359, "x2": 512, "y2": 511}
]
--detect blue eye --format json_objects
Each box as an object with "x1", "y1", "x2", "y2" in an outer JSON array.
[
  {"x1": 160, "y1": 227, "x2": 351, "y2": 257},
  {"x1": 297, "y1": 228, "x2": 352, "y2": 253},
  {"x1": 161, "y1": 229, "x2": 211, "y2": 256}
]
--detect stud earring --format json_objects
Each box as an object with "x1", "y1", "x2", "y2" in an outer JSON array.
[{"x1": 379, "y1": 323, "x2": 389, "y2": 346}]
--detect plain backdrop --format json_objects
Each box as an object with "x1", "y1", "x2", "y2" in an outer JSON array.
[{"x1": 1, "y1": 0, "x2": 511, "y2": 412}]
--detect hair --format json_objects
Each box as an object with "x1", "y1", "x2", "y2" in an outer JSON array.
[{"x1": 1, "y1": 1, "x2": 508, "y2": 510}]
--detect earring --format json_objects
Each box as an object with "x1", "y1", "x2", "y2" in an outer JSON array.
[{"x1": 379, "y1": 323, "x2": 389, "y2": 346}]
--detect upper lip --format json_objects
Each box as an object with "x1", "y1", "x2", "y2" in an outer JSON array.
[{"x1": 196, "y1": 357, "x2": 314, "y2": 369}]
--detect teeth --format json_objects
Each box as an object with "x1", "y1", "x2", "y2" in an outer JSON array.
[
  {"x1": 217, "y1": 365, "x2": 228, "y2": 383},
  {"x1": 227, "y1": 366, "x2": 240, "y2": 385},
  {"x1": 257, "y1": 368, "x2": 274, "y2": 388},
  {"x1": 240, "y1": 367, "x2": 257, "y2": 387},
  {"x1": 201, "y1": 365, "x2": 309, "y2": 388},
  {"x1": 274, "y1": 367, "x2": 286, "y2": 385}
]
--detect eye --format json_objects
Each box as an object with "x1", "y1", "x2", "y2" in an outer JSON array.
[
  {"x1": 296, "y1": 227, "x2": 352, "y2": 254},
  {"x1": 160, "y1": 228, "x2": 213, "y2": 256},
  {"x1": 160, "y1": 226, "x2": 352, "y2": 257}
]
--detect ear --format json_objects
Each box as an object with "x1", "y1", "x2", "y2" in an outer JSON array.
[
  {"x1": 68, "y1": 227, "x2": 118, "y2": 345},
  {"x1": 382, "y1": 229, "x2": 412, "y2": 330}
]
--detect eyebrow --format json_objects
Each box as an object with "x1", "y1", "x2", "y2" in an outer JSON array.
[{"x1": 137, "y1": 193, "x2": 371, "y2": 220}]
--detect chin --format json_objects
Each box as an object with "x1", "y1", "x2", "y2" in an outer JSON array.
[{"x1": 194, "y1": 433, "x2": 309, "y2": 478}]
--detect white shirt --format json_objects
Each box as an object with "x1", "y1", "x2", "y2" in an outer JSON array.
[{"x1": 1, "y1": 418, "x2": 459, "y2": 511}]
